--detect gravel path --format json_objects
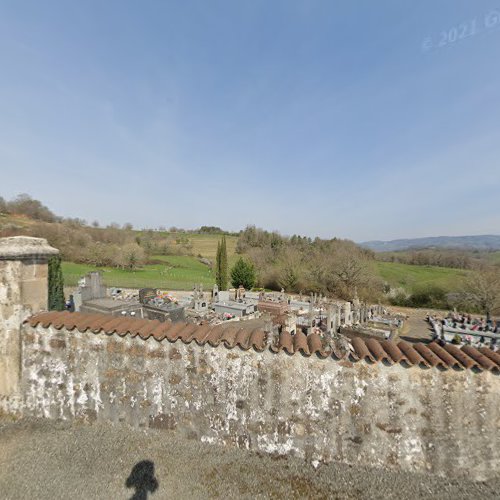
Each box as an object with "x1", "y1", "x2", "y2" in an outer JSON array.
[{"x1": 0, "y1": 418, "x2": 498, "y2": 499}]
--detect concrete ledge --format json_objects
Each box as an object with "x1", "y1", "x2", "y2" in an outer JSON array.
[{"x1": 0, "y1": 237, "x2": 59, "y2": 261}]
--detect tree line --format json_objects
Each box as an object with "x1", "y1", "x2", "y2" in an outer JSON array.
[
  {"x1": 235, "y1": 226, "x2": 382, "y2": 301},
  {"x1": 376, "y1": 248, "x2": 497, "y2": 271},
  {"x1": 0, "y1": 194, "x2": 196, "y2": 269}
]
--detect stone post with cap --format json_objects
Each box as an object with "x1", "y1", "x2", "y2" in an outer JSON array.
[{"x1": 0, "y1": 236, "x2": 59, "y2": 409}]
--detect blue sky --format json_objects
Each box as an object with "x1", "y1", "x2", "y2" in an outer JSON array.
[{"x1": 1, "y1": 1, "x2": 499, "y2": 241}]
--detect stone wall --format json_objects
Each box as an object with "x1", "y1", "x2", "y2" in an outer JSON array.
[
  {"x1": 0, "y1": 237, "x2": 58, "y2": 411},
  {"x1": 18, "y1": 323, "x2": 500, "y2": 481},
  {"x1": 1, "y1": 236, "x2": 499, "y2": 481}
]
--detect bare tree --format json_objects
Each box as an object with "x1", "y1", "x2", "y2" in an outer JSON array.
[{"x1": 462, "y1": 267, "x2": 500, "y2": 318}]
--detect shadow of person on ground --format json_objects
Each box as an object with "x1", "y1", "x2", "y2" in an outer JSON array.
[{"x1": 125, "y1": 460, "x2": 159, "y2": 500}]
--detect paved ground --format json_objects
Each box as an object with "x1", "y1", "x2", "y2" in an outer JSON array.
[{"x1": 0, "y1": 418, "x2": 498, "y2": 499}]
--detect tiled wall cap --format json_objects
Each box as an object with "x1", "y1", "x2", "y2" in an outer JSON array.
[{"x1": 25, "y1": 311, "x2": 500, "y2": 374}]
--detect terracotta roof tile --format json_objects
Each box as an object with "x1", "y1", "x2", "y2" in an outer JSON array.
[
  {"x1": 293, "y1": 331, "x2": 310, "y2": 355},
  {"x1": 365, "y1": 338, "x2": 394, "y2": 364},
  {"x1": 249, "y1": 328, "x2": 267, "y2": 352},
  {"x1": 190, "y1": 324, "x2": 213, "y2": 344},
  {"x1": 271, "y1": 331, "x2": 294, "y2": 354},
  {"x1": 351, "y1": 337, "x2": 376, "y2": 362},
  {"x1": 413, "y1": 343, "x2": 448, "y2": 369},
  {"x1": 206, "y1": 325, "x2": 226, "y2": 347},
  {"x1": 127, "y1": 319, "x2": 152, "y2": 337},
  {"x1": 441, "y1": 343, "x2": 478, "y2": 370},
  {"x1": 137, "y1": 320, "x2": 161, "y2": 340},
  {"x1": 176, "y1": 323, "x2": 202, "y2": 343},
  {"x1": 24, "y1": 312, "x2": 500, "y2": 373},
  {"x1": 163, "y1": 322, "x2": 190, "y2": 342},
  {"x1": 307, "y1": 334, "x2": 330, "y2": 358},
  {"x1": 220, "y1": 327, "x2": 240, "y2": 349},
  {"x1": 380, "y1": 340, "x2": 406, "y2": 364},
  {"x1": 234, "y1": 328, "x2": 251, "y2": 350},
  {"x1": 397, "y1": 341, "x2": 428, "y2": 367},
  {"x1": 427, "y1": 342, "x2": 464, "y2": 370},
  {"x1": 479, "y1": 347, "x2": 500, "y2": 366},
  {"x1": 150, "y1": 322, "x2": 172, "y2": 341},
  {"x1": 461, "y1": 345, "x2": 499, "y2": 373}
]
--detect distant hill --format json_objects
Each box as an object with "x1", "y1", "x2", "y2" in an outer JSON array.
[{"x1": 360, "y1": 235, "x2": 500, "y2": 252}]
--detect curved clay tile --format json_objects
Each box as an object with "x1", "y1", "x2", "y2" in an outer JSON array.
[
  {"x1": 351, "y1": 337, "x2": 376, "y2": 362},
  {"x1": 26, "y1": 311, "x2": 46, "y2": 327},
  {"x1": 150, "y1": 321, "x2": 172, "y2": 341},
  {"x1": 205, "y1": 325, "x2": 225, "y2": 346},
  {"x1": 137, "y1": 319, "x2": 161, "y2": 340},
  {"x1": 39, "y1": 311, "x2": 68, "y2": 328},
  {"x1": 275, "y1": 331, "x2": 294, "y2": 354},
  {"x1": 397, "y1": 341, "x2": 428, "y2": 367},
  {"x1": 24, "y1": 311, "x2": 499, "y2": 374},
  {"x1": 111, "y1": 318, "x2": 132, "y2": 336},
  {"x1": 72, "y1": 313, "x2": 106, "y2": 332},
  {"x1": 62, "y1": 312, "x2": 88, "y2": 331},
  {"x1": 125, "y1": 319, "x2": 151, "y2": 337},
  {"x1": 102, "y1": 316, "x2": 130, "y2": 334},
  {"x1": 365, "y1": 338, "x2": 394, "y2": 364},
  {"x1": 92, "y1": 315, "x2": 118, "y2": 333},
  {"x1": 249, "y1": 329, "x2": 267, "y2": 352},
  {"x1": 293, "y1": 331, "x2": 310, "y2": 355},
  {"x1": 221, "y1": 327, "x2": 240, "y2": 348},
  {"x1": 441, "y1": 343, "x2": 479, "y2": 370},
  {"x1": 234, "y1": 328, "x2": 251, "y2": 350},
  {"x1": 46, "y1": 312, "x2": 67, "y2": 329},
  {"x1": 164, "y1": 322, "x2": 190, "y2": 342},
  {"x1": 50, "y1": 311, "x2": 72, "y2": 329},
  {"x1": 188, "y1": 325, "x2": 213, "y2": 345},
  {"x1": 461, "y1": 345, "x2": 499, "y2": 372},
  {"x1": 83, "y1": 314, "x2": 113, "y2": 332},
  {"x1": 380, "y1": 340, "x2": 407, "y2": 364},
  {"x1": 427, "y1": 342, "x2": 464, "y2": 369},
  {"x1": 478, "y1": 347, "x2": 500, "y2": 367},
  {"x1": 176, "y1": 323, "x2": 203, "y2": 343},
  {"x1": 307, "y1": 333, "x2": 330, "y2": 358},
  {"x1": 413, "y1": 343, "x2": 448, "y2": 369}
]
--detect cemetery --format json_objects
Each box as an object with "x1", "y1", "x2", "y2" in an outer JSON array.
[{"x1": 68, "y1": 271, "x2": 406, "y2": 347}]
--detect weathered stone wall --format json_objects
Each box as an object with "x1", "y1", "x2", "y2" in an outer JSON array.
[
  {"x1": 0, "y1": 237, "x2": 58, "y2": 412},
  {"x1": 18, "y1": 324, "x2": 500, "y2": 480}
]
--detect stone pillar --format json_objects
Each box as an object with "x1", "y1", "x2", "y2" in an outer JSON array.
[
  {"x1": 307, "y1": 300, "x2": 314, "y2": 335},
  {"x1": 333, "y1": 305, "x2": 340, "y2": 332},
  {"x1": 344, "y1": 302, "x2": 352, "y2": 326},
  {"x1": 284, "y1": 312, "x2": 296, "y2": 335},
  {"x1": 0, "y1": 236, "x2": 59, "y2": 410}
]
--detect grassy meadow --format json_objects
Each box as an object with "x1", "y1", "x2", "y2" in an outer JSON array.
[
  {"x1": 62, "y1": 255, "x2": 216, "y2": 290},
  {"x1": 187, "y1": 233, "x2": 238, "y2": 260},
  {"x1": 62, "y1": 234, "x2": 240, "y2": 290},
  {"x1": 375, "y1": 261, "x2": 470, "y2": 292},
  {"x1": 62, "y1": 240, "x2": 473, "y2": 294}
]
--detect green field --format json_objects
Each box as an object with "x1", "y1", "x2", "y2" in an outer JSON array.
[
  {"x1": 187, "y1": 233, "x2": 238, "y2": 259},
  {"x1": 62, "y1": 255, "x2": 216, "y2": 290},
  {"x1": 487, "y1": 251, "x2": 500, "y2": 265},
  {"x1": 375, "y1": 261, "x2": 470, "y2": 292},
  {"x1": 62, "y1": 233, "x2": 240, "y2": 290}
]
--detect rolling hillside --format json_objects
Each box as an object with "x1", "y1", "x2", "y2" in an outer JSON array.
[{"x1": 362, "y1": 234, "x2": 500, "y2": 252}]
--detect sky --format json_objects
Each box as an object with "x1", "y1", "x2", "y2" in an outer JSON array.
[{"x1": 1, "y1": 1, "x2": 499, "y2": 242}]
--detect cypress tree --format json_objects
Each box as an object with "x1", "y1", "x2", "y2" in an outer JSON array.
[
  {"x1": 220, "y1": 236, "x2": 228, "y2": 291},
  {"x1": 215, "y1": 241, "x2": 220, "y2": 287},
  {"x1": 215, "y1": 237, "x2": 228, "y2": 291},
  {"x1": 48, "y1": 255, "x2": 65, "y2": 311}
]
